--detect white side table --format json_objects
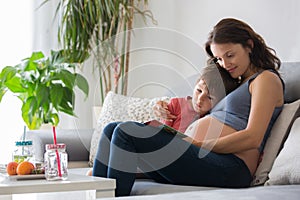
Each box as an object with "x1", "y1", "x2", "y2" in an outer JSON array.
[{"x1": 0, "y1": 172, "x2": 115, "y2": 200}]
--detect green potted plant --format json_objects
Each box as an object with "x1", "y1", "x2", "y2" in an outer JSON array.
[{"x1": 0, "y1": 50, "x2": 89, "y2": 130}]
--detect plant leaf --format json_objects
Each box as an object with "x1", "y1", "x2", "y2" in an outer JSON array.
[
  {"x1": 75, "y1": 73, "x2": 89, "y2": 98},
  {"x1": 36, "y1": 84, "x2": 49, "y2": 105},
  {"x1": 58, "y1": 69, "x2": 76, "y2": 89},
  {"x1": 49, "y1": 113, "x2": 59, "y2": 127},
  {"x1": 21, "y1": 96, "x2": 38, "y2": 129},
  {"x1": 30, "y1": 51, "x2": 45, "y2": 61},
  {"x1": 50, "y1": 50, "x2": 67, "y2": 65},
  {"x1": 0, "y1": 87, "x2": 7, "y2": 102},
  {"x1": 5, "y1": 76, "x2": 26, "y2": 93},
  {"x1": 58, "y1": 87, "x2": 75, "y2": 116},
  {"x1": 50, "y1": 84, "x2": 64, "y2": 109},
  {"x1": 25, "y1": 52, "x2": 45, "y2": 71},
  {"x1": 0, "y1": 66, "x2": 16, "y2": 82},
  {"x1": 29, "y1": 115, "x2": 44, "y2": 130}
]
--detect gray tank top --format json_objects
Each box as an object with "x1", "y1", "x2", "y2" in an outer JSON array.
[{"x1": 210, "y1": 70, "x2": 284, "y2": 152}]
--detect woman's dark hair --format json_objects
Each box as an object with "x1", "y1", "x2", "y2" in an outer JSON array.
[{"x1": 205, "y1": 18, "x2": 281, "y2": 75}]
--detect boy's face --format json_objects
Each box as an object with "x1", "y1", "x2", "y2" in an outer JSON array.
[{"x1": 191, "y1": 79, "x2": 213, "y2": 116}]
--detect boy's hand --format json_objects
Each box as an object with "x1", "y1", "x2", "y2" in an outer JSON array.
[{"x1": 153, "y1": 100, "x2": 176, "y2": 121}]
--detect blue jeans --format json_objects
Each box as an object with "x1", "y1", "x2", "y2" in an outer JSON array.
[{"x1": 93, "y1": 121, "x2": 252, "y2": 196}]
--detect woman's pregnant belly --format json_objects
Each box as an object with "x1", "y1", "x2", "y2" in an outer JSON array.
[
  {"x1": 184, "y1": 115, "x2": 259, "y2": 175},
  {"x1": 184, "y1": 115, "x2": 236, "y2": 141}
]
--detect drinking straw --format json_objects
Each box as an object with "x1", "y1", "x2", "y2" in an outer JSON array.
[
  {"x1": 22, "y1": 126, "x2": 26, "y2": 155},
  {"x1": 52, "y1": 126, "x2": 62, "y2": 177},
  {"x1": 52, "y1": 125, "x2": 57, "y2": 144},
  {"x1": 22, "y1": 126, "x2": 26, "y2": 141}
]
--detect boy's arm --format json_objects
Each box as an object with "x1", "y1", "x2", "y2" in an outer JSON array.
[
  {"x1": 153, "y1": 100, "x2": 176, "y2": 121},
  {"x1": 160, "y1": 98, "x2": 179, "y2": 127}
]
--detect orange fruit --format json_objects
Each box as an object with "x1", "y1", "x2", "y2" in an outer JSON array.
[
  {"x1": 16, "y1": 161, "x2": 34, "y2": 175},
  {"x1": 6, "y1": 161, "x2": 19, "y2": 175}
]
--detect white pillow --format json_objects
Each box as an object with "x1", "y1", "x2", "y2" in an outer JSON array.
[
  {"x1": 88, "y1": 91, "x2": 170, "y2": 166},
  {"x1": 252, "y1": 99, "x2": 300, "y2": 185},
  {"x1": 265, "y1": 117, "x2": 300, "y2": 185}
]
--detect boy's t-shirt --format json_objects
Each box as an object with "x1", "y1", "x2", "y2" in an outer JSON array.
[{"x1": 161, "y1": 96, "x2": 200, "y2": 133}]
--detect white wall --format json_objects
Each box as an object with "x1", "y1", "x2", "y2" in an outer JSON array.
[{"x1": 127, "y1": 0, "x2": 300, "y2": 98}]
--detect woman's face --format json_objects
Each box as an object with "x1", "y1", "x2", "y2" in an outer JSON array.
[
  {"x1": 210, "y1": 43, "x2": 253, "y2": 79},
  {"x1": 192, "y1": 79, "x2": 213, "y2": 116}
]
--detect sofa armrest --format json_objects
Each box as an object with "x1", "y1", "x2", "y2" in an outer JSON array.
[{"x1": 25, "y1": 129, "x2": 94, "y2": 163}]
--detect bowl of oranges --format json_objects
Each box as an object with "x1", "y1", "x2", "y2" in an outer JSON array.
[{"x1": 6, "y1": 161, "x2": 45, "y2": 180}]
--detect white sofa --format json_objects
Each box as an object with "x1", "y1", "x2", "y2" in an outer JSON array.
[{"x1": 26, "y1": 62, "x2": 300, "y2": 199}]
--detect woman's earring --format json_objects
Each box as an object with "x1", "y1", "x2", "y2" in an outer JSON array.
[{"x1": 238, "y1": 76, "x2": 242, "y2": 84}]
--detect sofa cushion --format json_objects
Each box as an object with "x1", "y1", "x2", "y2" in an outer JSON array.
[
  {"x1": 89, "y1": 91, "x2": 170, "y2": 166},
  {"x1": 265, "y1": 117, "x2": 300, "y2": 185},
  {"x1": 279, "y1": 62, "x2": 300, "y2": 103},
  {"x1": 252, "y1": 99, "x2": 300, "y2": 185},
  {"x1": 68, "y1": 168, "x2": 300, "y2": 198},
  {"x1": 131, "y1": 179, "x2": 217, "y2": 196},
  {"x1": 26, "y1": 129, "x2": 94, "y2": 163},
  {"x1": 126, "y1": 184, "x2": 300, "y2": 199}
]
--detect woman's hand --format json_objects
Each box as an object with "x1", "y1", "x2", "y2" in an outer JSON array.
[{"x1": 153, "y1": 100, "x2": 176, "y2": 121}]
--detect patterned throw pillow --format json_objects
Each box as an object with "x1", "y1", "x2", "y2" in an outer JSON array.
[{"x1": 88, "y1": 91, "x2": 170, "y2": 166}]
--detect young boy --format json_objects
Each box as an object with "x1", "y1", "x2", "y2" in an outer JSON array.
[{"x1": 160, "y1": 58, "x2": 239, "y2": 133}]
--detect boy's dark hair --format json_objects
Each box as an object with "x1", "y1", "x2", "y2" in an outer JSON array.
[{"x1": 198, "y1": 58, "x2": 239, "y2": 105}]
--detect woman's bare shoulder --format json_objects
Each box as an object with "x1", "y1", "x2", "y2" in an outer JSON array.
[
  {"x1": 252, "y1": 70, "x2": 282, "y2": 87},
  {"x1": 258, "y1": 69, "x2": 281, "y2": 81},
  {"x1": 251, "y1": 70, "x2": 284, "y2": 106}
]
